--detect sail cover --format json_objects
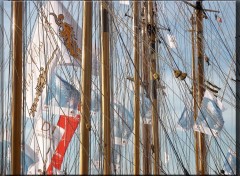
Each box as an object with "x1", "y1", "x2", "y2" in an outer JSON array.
[{"x1": 193, "y1": 90, "x2": 224, "y2": 136}]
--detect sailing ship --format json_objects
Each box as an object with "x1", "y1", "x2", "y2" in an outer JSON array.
[{"x1": 0, "y1": 0, "x2": 238, "y2": 175}]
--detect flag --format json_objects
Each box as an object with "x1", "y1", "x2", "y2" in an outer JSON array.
[
  {"x1": 217, "y1": 98, "x2": 226, "y2": 112},
  {"x1": 26, "y1": 2, "x2": 64, "y2": 118},
  {"x1": 25, "y1": 1, "x2": 83, "y2": 174},
  {"x1": 177, "y1": 105, "x2": 194, "y2": 131},
  {"x1": 193, "y1": 90, "x2": 224, "y2": 136},
  {"x1": 167, "y1": 34, "x2": 177, "y2": 48},
  {"x1": 25, "y1": 1, "x2": 82, "y2": 119},
  {"x1": 43, "y1": 72, "x2": 81, "y2": 174},
  {"x1": 215, "y1": 14, "x2": 222, "y2": 23},
  {"x1": 223, "y1": 149, "x2": 236, "y2": 175}
]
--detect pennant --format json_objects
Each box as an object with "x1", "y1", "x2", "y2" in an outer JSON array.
[
  {"x1": 167, "y1": 34, "x2": 177, "y2": 48},
  {"x1": 193, "y1": 90, "x2": 224, "y2": 136}
]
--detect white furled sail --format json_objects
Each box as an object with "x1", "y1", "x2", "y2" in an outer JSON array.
[{"x1": 193, "y1": 90, "x2": 224, "y2": 137}]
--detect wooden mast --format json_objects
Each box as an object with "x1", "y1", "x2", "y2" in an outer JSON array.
[
  {"x1": 133, "y1": 1, "x2": 140, "y2": 174},
  {"x1": 142, "y1": 1, "x2": 152, "y2": 174},
  {"x1": 148, "y1": 1, "x2": 160, "y2": 174},
  {"x1": 79, "y1": 1, "x2": 92, "y2": 174},
  {"x1": 195, "y1": 0, "x2": 207, "y2": 174},
  {"x1": 236, "y1": 1, "x2": 240, "y2": 175},
  {"x1": 190, "y1": 14, "x2": 200, "y2": 174},
  {"x1": 101, "y1": 1, "x2": 111, "y2": 174},
  {"x1": 11, "y1": 0, "x2": 23, "y2": 174}
]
